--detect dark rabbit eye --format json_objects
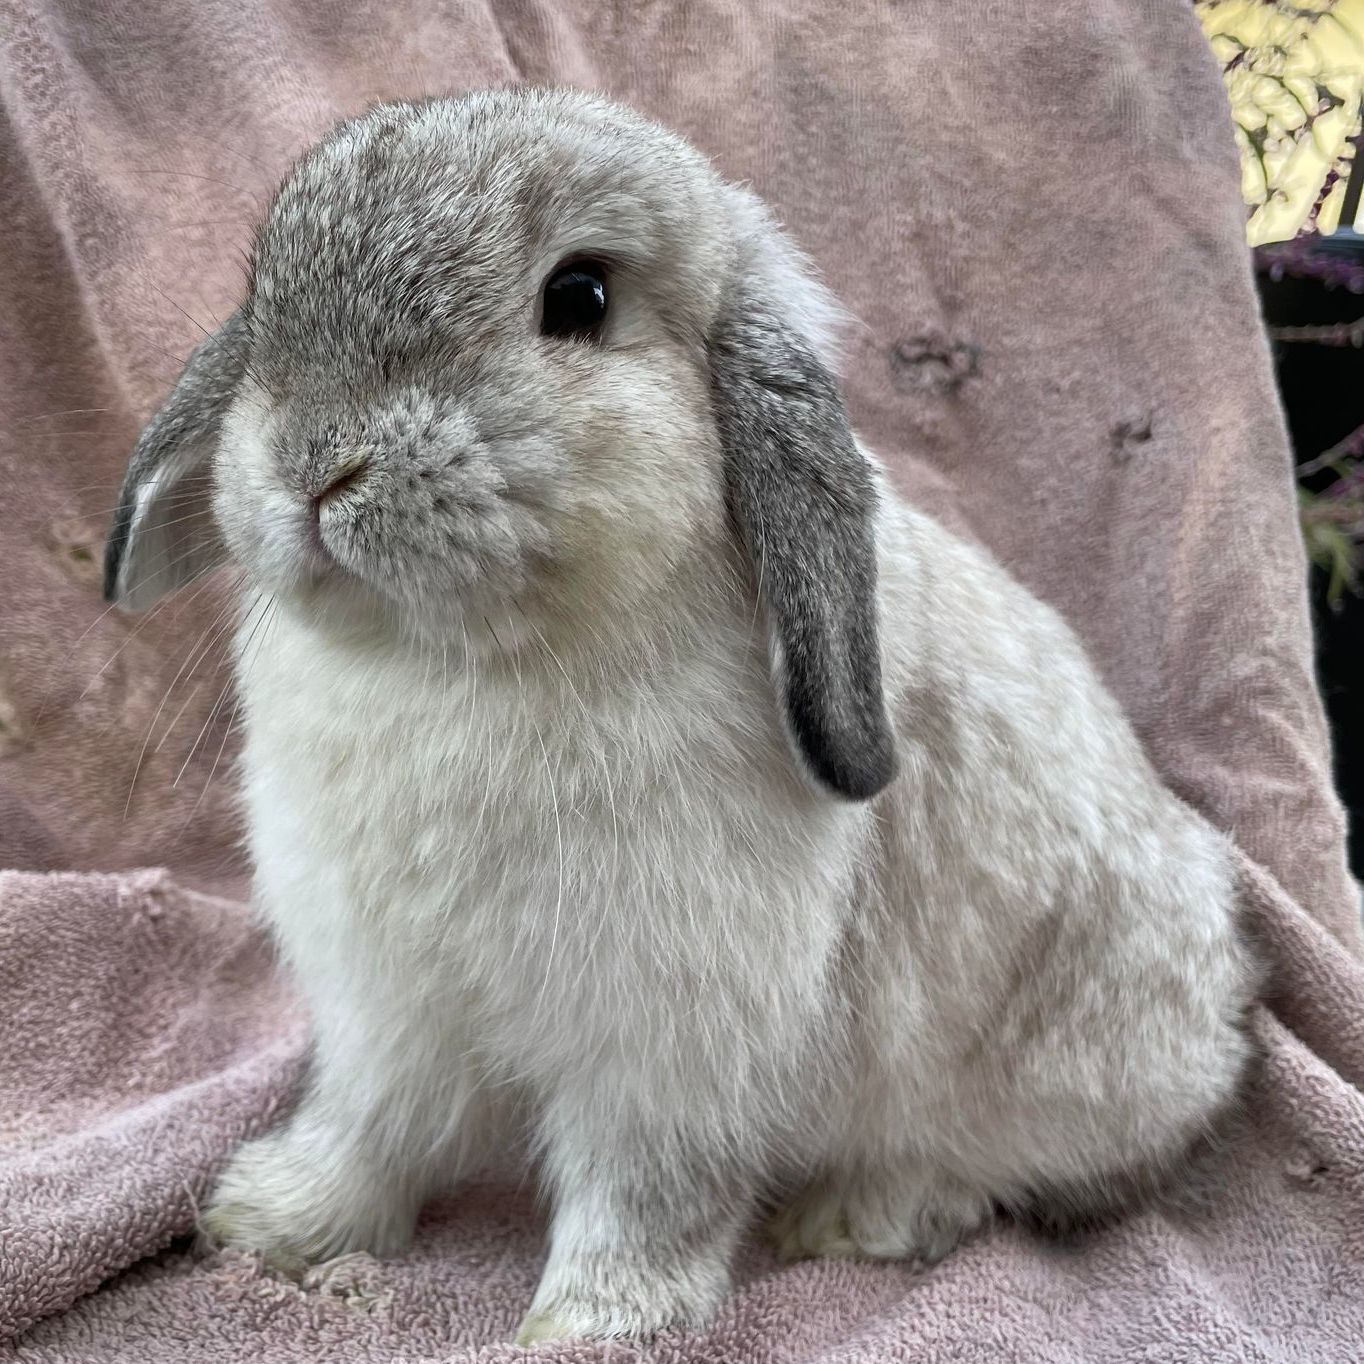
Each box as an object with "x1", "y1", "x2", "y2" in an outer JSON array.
[{"x1": 541, "y1": 261, "x2": 608, "y2": 340}]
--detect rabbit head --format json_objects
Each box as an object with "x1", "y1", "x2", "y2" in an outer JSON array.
[{"x1": 105, "y1": 88, "x2": 895, "y2": 800}]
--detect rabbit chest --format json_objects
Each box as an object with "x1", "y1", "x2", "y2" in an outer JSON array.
[{"x1": 234, "y1": 601, "x2": 869, "y2": 1102}]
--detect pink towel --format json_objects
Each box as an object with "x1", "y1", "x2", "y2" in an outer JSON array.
[{"x1": 3, "y1": 0, "x2": 1363, "y2": 1358}]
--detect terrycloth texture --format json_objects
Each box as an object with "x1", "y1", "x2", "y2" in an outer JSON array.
[
  {"x1": 4, "y1": 868, "x2": 1364, "y2": 1362},
  {"x1": 2, "y1": 0, "x2": 1362, "y2": 1358}
]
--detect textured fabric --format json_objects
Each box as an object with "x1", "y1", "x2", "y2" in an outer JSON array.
[
  {"x1": 2, "y1": 0, "x2": 1362, "y2": 1358},
  {"x1": 4, "y1": 868, "x2": 1364, "y2": 1362}
]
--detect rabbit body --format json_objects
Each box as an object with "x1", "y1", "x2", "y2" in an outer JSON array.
[
  {"x1": 212, "y1": 483, "x2": 1249, "y2": 1342},
  {"x1": 102, "y1": 90, "x2": 1254, "y2": 1344}
]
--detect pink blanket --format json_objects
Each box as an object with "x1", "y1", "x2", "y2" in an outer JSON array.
[{"x1": 3, "y1": 0, "x2": 1363, "y2": 1358}]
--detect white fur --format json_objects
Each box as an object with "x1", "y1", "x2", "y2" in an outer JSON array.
[
  {"x1": 204, "y1": 470, "x2": 1249, "y2": 1339},
  {"x1": 171, "y1": 92, "x2": 1253, "y2": 1345}
]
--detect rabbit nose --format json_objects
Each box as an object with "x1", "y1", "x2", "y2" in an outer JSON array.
[{"x1": 313, "y1": 453, "x2": 371, "y2": 509}]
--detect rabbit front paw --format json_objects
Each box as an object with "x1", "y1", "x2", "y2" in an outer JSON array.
[
  {"x1": 200, "y1": 1128, "x2": 417, "y2": 1272},
  {"x1": 515, "y1": 1271, "x2": 724, "y2": 1346}
]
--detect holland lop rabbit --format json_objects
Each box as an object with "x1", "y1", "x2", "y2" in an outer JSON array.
[{"x1": 105, "y1": 89, "x2": 1255, "y2": 1344}]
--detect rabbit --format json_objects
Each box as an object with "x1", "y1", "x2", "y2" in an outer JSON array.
[{"x1": 104, "y1": 88, "x2": 1257, "y2": 1345}]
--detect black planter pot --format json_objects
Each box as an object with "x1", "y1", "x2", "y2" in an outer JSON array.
[{"x1": 1255, "y1": 230, "x2": 1364, "y2": 875}]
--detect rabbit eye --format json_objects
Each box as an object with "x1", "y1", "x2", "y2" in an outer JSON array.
[{"x1": 541, "y1": 261, "x2": 608, "y2": 340}]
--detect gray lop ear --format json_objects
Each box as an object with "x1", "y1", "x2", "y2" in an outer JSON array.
[
  {"x1": 103, "y1": 310, "x2": 248, "y2": 610},
  {"x1": 709, "y1": 279, "x2": 896, "y2": 802}
]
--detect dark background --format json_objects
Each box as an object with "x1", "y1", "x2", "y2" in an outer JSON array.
[{"x1": 1257, "y1": 238, "x2": 1364, "y2": 876}]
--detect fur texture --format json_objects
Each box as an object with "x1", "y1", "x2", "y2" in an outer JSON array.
[{"x1": 104, "y1": 88, "x2": 1255, "y2": 1345}]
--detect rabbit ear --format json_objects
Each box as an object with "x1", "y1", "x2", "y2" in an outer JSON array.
[
  {"x1": 103, "y1": 311, "x2": 248, "y2": 611},
  {"x1": 710, "y1": 275, "x2": 896, "y2": 802}
]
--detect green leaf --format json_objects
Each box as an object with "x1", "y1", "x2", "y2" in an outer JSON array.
[{"x1": 1300, "y1": 490, "x2": 1362, "y2": 607}]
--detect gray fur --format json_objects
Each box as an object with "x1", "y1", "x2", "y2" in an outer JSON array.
[
  {"x1": 710, "y1": 274, "x2": 895, "y2": 800},
  {"x1": 100, "y1": 90, "x2": 1255, "y2": 1347},
  {"x1": 104, "y1": 310, "x2": 247, "y2": 609}
]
